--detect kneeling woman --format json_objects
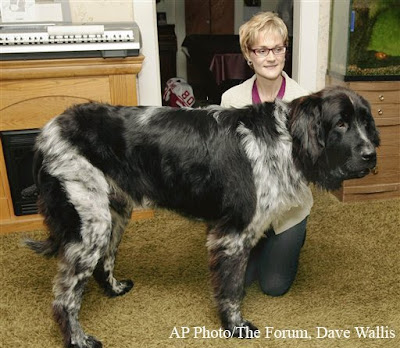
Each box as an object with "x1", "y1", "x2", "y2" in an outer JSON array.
[{"x1": 221, "y1": 11, "x2": 313, "y2": 296}]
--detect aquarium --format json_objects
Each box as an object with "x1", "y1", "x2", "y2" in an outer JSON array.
[{"x1": 328, "y1": 0, "x2": 400, "y2": 80}]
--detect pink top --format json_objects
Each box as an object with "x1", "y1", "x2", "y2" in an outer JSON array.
[{"x1": 252, "y1": 76, "x2": 286, "y2": 104}]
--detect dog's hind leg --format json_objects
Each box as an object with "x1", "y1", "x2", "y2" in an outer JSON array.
[
  {"x1": 93, "y1": 192, "x2": 134, "y2": 297},
  {"x1": 53, "y1": 239, "x2": 109, "y2": 348},
  {"x1": 51, "y1": 177, "x2": 113, "y2": 348},
  {"x1": 207, "y1": 228, "x2": 258, "y2": 338}
]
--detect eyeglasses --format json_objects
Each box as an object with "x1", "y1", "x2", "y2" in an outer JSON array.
[{"x1": 251, "y1": 46, "x2": 287, "y2": 57}]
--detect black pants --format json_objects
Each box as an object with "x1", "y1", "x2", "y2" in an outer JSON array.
[{"x1": 245, "y1": 218, "x2": 307, "y2": 296}]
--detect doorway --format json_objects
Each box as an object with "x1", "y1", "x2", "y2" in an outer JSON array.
[{"x1": 156, "y1": 0, "x2": 296, "y2": 105}]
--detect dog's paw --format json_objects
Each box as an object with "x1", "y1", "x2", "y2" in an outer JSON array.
[
  {"x1": 69, "y1": 335, "x2": 103, "y2": 348},
  {"x1": 106, "y1": 279, "x2": 134, "y2": 298},
  {"x1": 118, "y1": 279, "x2": 134, "y2": 295},
  {"x1": 230, "y1": 321, "x2": 259, "y2": 339}
]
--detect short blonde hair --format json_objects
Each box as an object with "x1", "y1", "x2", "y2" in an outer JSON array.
[{"x1": 239, "y1": 12, "x2": 288, "y2": 62}]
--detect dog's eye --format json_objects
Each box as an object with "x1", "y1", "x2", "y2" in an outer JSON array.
[{"x1": 336, "y1": 120, "x2": 347, "y2": 128}]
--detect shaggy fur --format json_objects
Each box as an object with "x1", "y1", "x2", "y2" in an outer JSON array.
[{"x1": 26, "y1": 86, "x2": 379, "y2": 347}]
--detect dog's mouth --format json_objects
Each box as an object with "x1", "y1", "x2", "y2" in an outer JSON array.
[
  {"x1": 354, "y1": 168, "x2": 371, "y2": 178},
  {"x1": 346, "y1": 166, "x2": 378, "y2": 179}
]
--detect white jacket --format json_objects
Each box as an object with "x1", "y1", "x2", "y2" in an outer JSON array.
[
  {"x1": 220, "y1": 72, "x2": 313, "y2": 234},
  {"x1": 221, "y1": 71, "x2": 309, "y2": 106}
]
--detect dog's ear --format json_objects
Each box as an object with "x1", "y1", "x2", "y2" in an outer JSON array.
[{"x1": 289, "y1": 94, "x2": 325, "y2": 165}]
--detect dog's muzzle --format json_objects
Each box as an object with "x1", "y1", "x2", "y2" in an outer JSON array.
[{"x1": 370, "y1": 165, "x2": 379, "y2": 175}]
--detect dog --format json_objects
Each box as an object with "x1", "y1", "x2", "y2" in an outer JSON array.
[{"x1": 26, "y1": 86, "x2": 379, "y2": 347}]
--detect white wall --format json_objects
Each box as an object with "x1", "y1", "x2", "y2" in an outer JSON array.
[
  {"x1": 293, "y1": 0, "x2": 320, "y2": 92},
  {"x1": 132, "y1": 0, "x2": 162, "y2": 106},
  {"x1": 317, "y1": 0, "x2": 331, "y2": 90},
  {"x1": 293, "y1": 0, "x2": 331, "y2": 92},
  {"x1": 69, "y1": 0, "x2": 134, "y2": 22}
]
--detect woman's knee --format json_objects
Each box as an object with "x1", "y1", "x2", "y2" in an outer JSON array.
[{"x1": 259, "y1": 274, "x2": 293, "y2": 297}]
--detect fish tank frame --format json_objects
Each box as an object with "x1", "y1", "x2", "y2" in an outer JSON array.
[{"x1": 328, "y1": 0, "x2": 400, "y2": 81}]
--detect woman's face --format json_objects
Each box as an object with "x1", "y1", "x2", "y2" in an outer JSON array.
[{"x1": 248, "y1": 30, "x2": 286, "y2": 81}]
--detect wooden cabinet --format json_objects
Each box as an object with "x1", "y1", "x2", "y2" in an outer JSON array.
[
  {"x1": 185, "y1": 0, "x2": 234, "y2": 35},
  {"x1": 0, "y1": 56, "x2": 153, "y2": 234},
  {"x1": 326, "y1": 77, "x2": 400, "y2": 202}
]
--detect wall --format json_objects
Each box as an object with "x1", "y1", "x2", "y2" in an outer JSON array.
[
  {"x1": 132, "y1": 0, "x2": 161, "y2": 106},
  {"x1": 69, "y1": 0, "x2": 134, "y2": 22},
  {"x1": 69, "y1": 0, "x2": 161, "y2": 106},
  {"x1": 293, "y1": 0, "x2": 331, "y2": 92},
  {"x1": 293, "y1": 0, "x2": 319, "y2": 91},
  {"x1": 317, "y1": 0, "x2": 331, "y2": 90}
]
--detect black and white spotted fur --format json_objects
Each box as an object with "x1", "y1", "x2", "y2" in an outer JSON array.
[{"x1": 26, "y1": 86, "x2": 379, "y2": 347}]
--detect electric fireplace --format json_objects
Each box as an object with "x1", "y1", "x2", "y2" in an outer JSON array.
[{"x1": 1, "y1": 129, "x2": 40, "y2": 216}]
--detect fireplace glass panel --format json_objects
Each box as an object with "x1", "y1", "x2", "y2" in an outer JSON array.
[{"x1": 1, "y1": 129, "x2": 40, "y2": 216}]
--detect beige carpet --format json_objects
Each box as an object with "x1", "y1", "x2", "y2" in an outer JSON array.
[{"x1": 1, "y1": 189, "x2": 399, "y2": 348}]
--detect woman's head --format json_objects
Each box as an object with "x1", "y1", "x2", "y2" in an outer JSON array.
[
  {"x1": 239, "y1": 12, "x2": 288, "y2": 62},
  {"x1": 239, "y1": 12, "x2": 288, "y2": 81}
]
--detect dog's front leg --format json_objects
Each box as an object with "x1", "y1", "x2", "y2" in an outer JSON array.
[{"x1": 207, "y1": 229, "x2": 258, "y2": 337}]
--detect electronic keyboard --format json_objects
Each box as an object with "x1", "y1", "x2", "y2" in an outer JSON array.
[{"x1": 0, "y1": 22, "x2": 141, "y2": 60}]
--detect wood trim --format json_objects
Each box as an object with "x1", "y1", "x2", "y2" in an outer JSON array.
[
  {"x1": 0, "y1": 141, "x2": 14, "y2": 219},
  {"x1": 0, "y1": 56, "x2": 145, "y2": 80},
  {"x1": 0, "y1": 198, "x2": 10, "y2": 221},
  {"x1": 347, "y1": 81, "x2": 400, "y2": 91},
  {"x1": 341, "y1": 190, "x2": 399, "y2": 203},
  {"x1": 354, "y1": 90, "x2": 399, "y2": 105},
  {"x1": 0, "y1": 209, "x2": 154, "y2": 235},
  {"x1": 326, "y1": 77, "x2": 400, "y2": 92},
  {"x1": 109, "y1": 74, "x2": 138, "y2": 106},
  {"x1": 344, "y1": 183, "x2": 399, "y2": 195}
]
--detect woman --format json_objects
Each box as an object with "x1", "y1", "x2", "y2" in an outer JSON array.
[{"x1": 221, "y1": 12, "x2": 313, "y2": 296}]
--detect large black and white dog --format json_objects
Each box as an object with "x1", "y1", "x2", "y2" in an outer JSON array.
[{"x1": 27, "y1": 86, "x2": 379, "y2": 347}]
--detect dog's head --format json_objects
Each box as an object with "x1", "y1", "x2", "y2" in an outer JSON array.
[{"x1": 288, "y1": 86, "x2": 380, "y2": 190}]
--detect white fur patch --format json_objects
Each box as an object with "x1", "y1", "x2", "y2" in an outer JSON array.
[
  {"x1": 136, "y1": 107, "x2": 160, "y2": 126},
  {"x1": 37, "y1": 117, "x2": 112, "y2": 248},
  {"x1": 236, "y1": 104, "x2": 310, "y2": 244}
]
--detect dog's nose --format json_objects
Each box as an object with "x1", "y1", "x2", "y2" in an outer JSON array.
[{"x1": 361, "y1": 151, "x2": 376, "y2": 162}]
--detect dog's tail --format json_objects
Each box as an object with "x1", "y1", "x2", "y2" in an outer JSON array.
[
  {"x1": 23, "y1": 147, "x2": 60, "y2": 257},
  {"x1": 24, "y1": 237, "x2": 59, "y2": 257}
]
